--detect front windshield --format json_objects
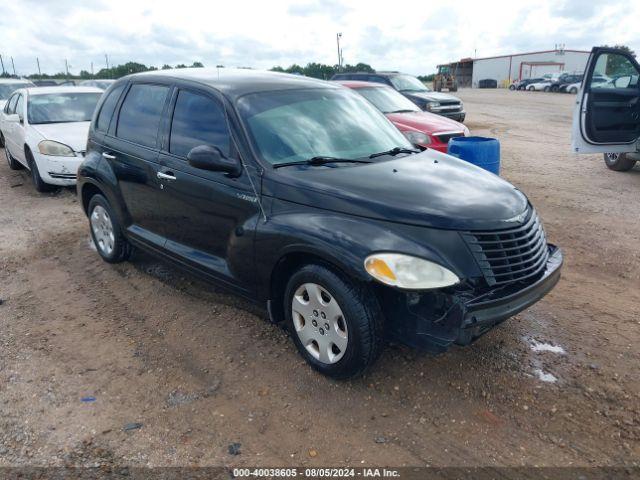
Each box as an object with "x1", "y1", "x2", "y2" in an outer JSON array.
[
  {"x1": 237, "y1": 88, "x2": 413, "y2": 166},
  {"x1": 389, "y1": 74, "x2": 431, "y2": 92},
  {"x1": 28, "y1": 92, "x2": 102, "y2": 125},
  {"x1": 355, "y1": 86, "x2": 420, "y2": 114},
  {"x1": 0, "y1": 83, "x2": 31, "y2": 100}
]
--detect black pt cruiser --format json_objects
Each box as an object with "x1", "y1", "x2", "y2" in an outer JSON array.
[{"x1": 77, "y1": 69, "x2": 563, "y2": 378}]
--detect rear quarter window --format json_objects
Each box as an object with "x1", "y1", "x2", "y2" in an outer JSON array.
[
  {"x1": 96, "y1": 84, "x2": 125, "y2": 132},
  {"x1": 116, "y1": 84, "x2": 169, "y2": 148}
]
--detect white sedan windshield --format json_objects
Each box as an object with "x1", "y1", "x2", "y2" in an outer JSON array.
[{"x1": 28, "y1": 93, "x2": 102, "y2": 125}]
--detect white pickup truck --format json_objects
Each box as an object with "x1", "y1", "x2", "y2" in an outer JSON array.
[{"x1": 572, "y1": 47, "x2": 640, "y2": 171}]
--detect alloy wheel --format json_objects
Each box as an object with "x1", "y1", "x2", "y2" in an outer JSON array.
[
  {"x1": 291, "y1": 282, "x2": 348, "y2": 364},
  {"x1": 90, "y1": 205, "x2": 115, "y2": 256}
]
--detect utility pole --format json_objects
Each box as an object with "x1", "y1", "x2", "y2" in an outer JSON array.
[
  {"x1": 11, "y1": 56, "x2": 16, "y2": 76},
  {"x1": 91, "y1": 61, "x2": 94, "y2": 76},
  {"x1": 336, "y1": 33, "x2": 342, "y2": 70},
  {"x1": 0, "y1": 54, "x2": 5, "y2": 75},
  {"x1": 65, "y1": 59, "x2": 70, "y2": 79},
  {"x1": 36, "y1": 57, "x2": 41, "y2": 77},
  {"x1": 105, "y1": 54, "x2": 110, "y2": 78}
]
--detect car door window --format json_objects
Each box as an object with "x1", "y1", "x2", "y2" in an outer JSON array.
[
  {"x1": 5, "y1": 93, "x2": 18, "y2": 114},
  {"x1": 592, "y1": 53, "x2": 640, "y2": 89},
  {"x1": 169, "y1": 90, "x2": 231, "y2": 157},
  {"x1": 96, "y1": 83, "x2": 125, "y2": 132},
  {"x1": 117, "y1": 83, "x2": 169, "y2": 147},
  {"x1": 15, "y1": 95, "x2": 24, "y2": 122}
]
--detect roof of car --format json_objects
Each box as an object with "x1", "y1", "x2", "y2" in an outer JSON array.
[
  {"x1": 334, "y1": 80, "x2": 385, "y2": 89},
  {"x1": 25, "y1": 86, "x2": 104, "y2": 95},
  {"x1": 337, "y1": 72, "x2": 402, "y2": 77},
  {"x1": 125, "y1": 68, "x2": 339, "y2": 99},
  {"x1": 0, "y1": 78, "x2": 34, "y2": 84}
]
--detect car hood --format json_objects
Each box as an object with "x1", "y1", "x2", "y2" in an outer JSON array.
[
  {"x1": 30, "y1": 122, "x2": 91, "y2": 153},
  {"x1": 386, "y1": 111, "x2": 465, "y2": 135},
  {"x1": 266, "y1": 149, "x2": 528, "y2": 230},
  {"x1": 403, "y1": 91, "x2": 461, "y2": 103}
]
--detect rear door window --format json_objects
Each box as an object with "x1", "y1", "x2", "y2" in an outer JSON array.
[
  {"x1": 96, "y1": 83, "x2": 125, "y2": 132},
  {"x1": 169, "y1": 90, "x2": 231, "y2": 157},
  {"x1": 15, "y1": 95, "x2": 24, "y2": 121},
  {"x1": 117, "y1": 84, "x2": 169, "y2": 147}
]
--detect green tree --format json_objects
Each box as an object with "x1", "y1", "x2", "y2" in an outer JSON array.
[
  {"x1": 161, "y1": 64, "x2": 173, "y2": 70},
  {"x1": 191, "y1": 61, "x2": 204, "y2": 68}
]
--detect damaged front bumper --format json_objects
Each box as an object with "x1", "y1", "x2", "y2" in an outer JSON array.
[{"x1": 380, "y1": 245, "x2": 563, "y2": 353}]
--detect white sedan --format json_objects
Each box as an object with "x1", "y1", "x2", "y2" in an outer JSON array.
[
  {"x1": 0, "y1": 86, "x2": 102, "y2": 191},
  {"x1": 527, "y1": 81, "x2": 553, "y2": 91}
]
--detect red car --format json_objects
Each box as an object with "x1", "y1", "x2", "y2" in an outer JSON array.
[{"x1": 337, "y1": 80, "x2": 469, "y2": 153}]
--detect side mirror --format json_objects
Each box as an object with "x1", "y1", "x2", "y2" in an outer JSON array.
[
  {"x1": 187, "y1": 145, "x2": 241, "y2": 177},
  {"x1": 5, "y1": 113, "x2": 20, "y2": 123},
  {"x1": 613, "y1": 76, "x2": 631, "y2": 89}
]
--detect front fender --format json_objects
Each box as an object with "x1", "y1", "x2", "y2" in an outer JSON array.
[{"x1": 254, "y1": 200, "x2": 481, "y2": 300}]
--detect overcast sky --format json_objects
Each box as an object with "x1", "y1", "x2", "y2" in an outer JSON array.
[{"x1": 1, "y1": 0, "x2": 638, "y2": 76}]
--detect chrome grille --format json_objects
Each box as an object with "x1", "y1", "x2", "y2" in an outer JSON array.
[{"x1": 462, "y1": 210, "x2": 549, "y2": 287}]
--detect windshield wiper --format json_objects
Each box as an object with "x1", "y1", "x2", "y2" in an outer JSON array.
[
  {"x1": 273, "y1": 156, "x2": 372, "y2": 169},
  {"x1": 369, "y1": 147, "x2": 420, "y2": 159},
  {"x1": 386, "y1": 109, "x2": 417, "y2": 114}
]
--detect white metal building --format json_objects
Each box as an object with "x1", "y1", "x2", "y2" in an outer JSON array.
[{"x1": 442, "y1": 49, "x2": 591, "y2": 88}]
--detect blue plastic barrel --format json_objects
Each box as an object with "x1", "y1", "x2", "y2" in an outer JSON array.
[{"x1": 447, "y1": 136, "x2": 500, "y2": 175}]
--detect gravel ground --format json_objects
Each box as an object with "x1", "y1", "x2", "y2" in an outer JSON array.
[{"x1": 0, "y1": 88, "x2": 638, "y2": 470}]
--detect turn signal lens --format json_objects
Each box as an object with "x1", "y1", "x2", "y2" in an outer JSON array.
[{"x1": 364, "y1": 253, "x2": 459, "y2": 290}]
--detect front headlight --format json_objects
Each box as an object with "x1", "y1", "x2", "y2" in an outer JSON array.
[
  {"x1": 364, "y1": 253, "x2": 459, "y2": 290},
  {"x1": 424, "y1": 101, "x2": 440, "y2": 111},
  {"x1": 38, "y1": 140, "x2": 75, "y2": 157},
  {"x1": 402, "y1": 130, "x2": 430, "y2": 145}
]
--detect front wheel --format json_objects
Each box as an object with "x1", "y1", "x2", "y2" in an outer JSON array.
[
  {"x1": 569, "y1": 87, "x2": 578, "y2": 94},
  {"x1": 285, "y1": 264, "x2": 383, "y2": 379},
  {"x1": 26, "y1": 149, "x2": 54, "y2": 191},
  {"x1": 528, "y1": 86, "x2": 535, "y2": 91},
  {"x1": 604, "y1": 153, "x2": 637, "y2": 172},
  {"x1": 88, "y1": 194, "x2": 132, "y2": 263},
  {"x1": 543, "y1": 86, "x2": 551, "y2": 92}
]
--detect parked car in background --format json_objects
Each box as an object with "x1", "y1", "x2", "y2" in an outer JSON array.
[
  {"x1": 516, "y1": 77, "x2": 545, "y2": 90},
  {"x1": 563, "y1": 82, "x2": 581, "y2": 94},
  {"x1": 0, "y1": 79, "x2": 36, "y2": 146},
  {"x1": 336, "y1": 80, "x2": 469, "y2": 152},
  {"x1": 0, "y1": 86, "x2": 103, "y2": 191},
  {"x1": 572, "y1": 47, "x2": 640, "y2": 172},
  {"x1": 331, "y1": 71, "x2": 465, "y2": 122},
  {"x1": 77, "y1": 68, "x2": 562, "y2": 378},
  {"x1": 32, "y1": 80, "x2": 58, "y2": 87},
  {"x1": 79, "y1": 79, "x2": 115, "y2": 90},
  {"x1": 550, "y1": 73, "x2": 583, "y2": 92},
  {"x1": 527, "y1": 80, "x2": 553, "y2": 91}
]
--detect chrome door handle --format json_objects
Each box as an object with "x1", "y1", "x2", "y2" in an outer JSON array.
[
  {"x1": 157, "y1": 172, "x2": 176, "y2": 181},
  {"x1": 102, "y1": 152, "x2": 116, "y2": 160}
]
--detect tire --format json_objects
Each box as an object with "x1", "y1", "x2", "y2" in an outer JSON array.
[
  {"x1": 603, "y1": 153, "x2": 637, "y2": 172},
  {"x1": 26, "y1": 148, "x2": 54, "y2": 191},
  {"x1": 543, "y1": 86, "x2": 551, "y2": 92},
  {"x1": 569, "y1": 87, "x2": 578, "y2": 94},
  {"x1": 87, "y1": 194, "x2": 132, "y2": 263},
  {"x1": 4, "y1": 140, "x2": 24, "y2": 170},
  {"x1": 517, "y1": 85, "x2": 524, "y2": 91},
  {"x1": 284, "y1": 264, "x2": 384, "y2": 379},
  {"x1": 528, "y1": 86, "x2": 535, "y2": 91},
  {"x1": 0, "y1": 131, "x2": 4, "y2": 148},
  {"x1": 509, "y1": 84, "x2": 516, "y2": 91}
]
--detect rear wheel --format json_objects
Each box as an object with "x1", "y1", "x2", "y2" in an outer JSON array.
[
  {"x1": 528, "y1": 86, "x2": 535, "y2": 91},
  {"x1": 543, "y1": 86, "x2": 551, "y2": 92},
  {"x1": 4, "y1": 141, "x2": 24, "y2": 170},
  {"x1": 284, "y1": 264, "x2": 383, "y2": 379},
  {"x1": 603, "y1": 153, "x2": 637, "y2": 172},
  {"x1": 26, "y1": 148, "x2": 54, "y2": 191},
  {"x1": 88, "y1": 194, "x2": 132, "y2": 263},
  {"x1": 569, "y1": 87, "x2": 578, "y2": 94}
]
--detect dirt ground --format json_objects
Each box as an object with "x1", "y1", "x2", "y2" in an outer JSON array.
[{"x1": 0, "y1": 88, "x2": 638, "y2": 470}]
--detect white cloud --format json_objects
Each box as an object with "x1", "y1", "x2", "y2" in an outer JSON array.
[{"x1": 0, "y1": 0, "x2": 638, "y2": 76}]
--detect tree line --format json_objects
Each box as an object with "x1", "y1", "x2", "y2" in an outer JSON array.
[{"x1": 0, "y1": 60, "x2": 436, "y2": 81}]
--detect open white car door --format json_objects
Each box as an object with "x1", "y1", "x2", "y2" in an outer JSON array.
[{"x1": 571, "y1": 47, "x2": 640, "y2": 158}]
